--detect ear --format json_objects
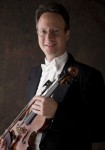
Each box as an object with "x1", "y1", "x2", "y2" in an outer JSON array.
[{"x1": 66, "y1": 30, "x2": 70, "y2": 41}]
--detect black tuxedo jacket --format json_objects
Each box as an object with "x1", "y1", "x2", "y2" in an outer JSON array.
[{"x1": 27, "y1": 53, "x2": 105, "y2": 150}]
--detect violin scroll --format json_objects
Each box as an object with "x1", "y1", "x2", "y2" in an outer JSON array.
[
  {"x1": 59, "y1": 66, "x2": 78, "y2": 85},
  {"x1": 68, "y1": 66, "x2": 78, "y2": 77}
]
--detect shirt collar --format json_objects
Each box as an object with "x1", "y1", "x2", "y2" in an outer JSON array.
[{"x1": 44, "y1": 52, "x2": 68, "y2": 70}]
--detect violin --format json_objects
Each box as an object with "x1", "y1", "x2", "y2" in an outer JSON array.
[{"x1": 0, "y1": 66, "x2": 78, "y2": 150}]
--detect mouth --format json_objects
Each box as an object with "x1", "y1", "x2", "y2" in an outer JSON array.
[{"x1": 45, "y1": 43, "x2": 56, "y2": 47}]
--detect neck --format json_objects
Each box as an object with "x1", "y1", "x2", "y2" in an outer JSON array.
[{"x1": 46, "y1": 52, "x2": 66, "y2": 62}]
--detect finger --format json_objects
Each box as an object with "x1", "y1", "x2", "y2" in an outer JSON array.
[
  {"x1": 32, "y1": 106, "x2": 42, "y2": 115},
  {"x1": 32, "y1": 104, "x2": 41, "y2": 111},
  {"x1": 32, "y1": 100, "x2": 42, "y2": 111},
  {"x1": 35, "y1": 99, "x2": 42, "y2": 105},
  {"x1": 0, "y1": 139, "x2": 6, "y2": 149}
]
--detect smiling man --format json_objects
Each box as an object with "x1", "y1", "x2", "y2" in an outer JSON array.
[{"x1": 0, "y1": 2, "x2": 105, "y2": 150}]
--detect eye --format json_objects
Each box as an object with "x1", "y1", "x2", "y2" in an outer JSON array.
[
  {"x1": 52, "y1": 29, "x2": 59, "y2": 35},
  {"x1": 37, "y1": 29, "x2": 47, "y2": 36},
  {"x1": 41, "y1": 29, "x2": 47, "y2": 34}
]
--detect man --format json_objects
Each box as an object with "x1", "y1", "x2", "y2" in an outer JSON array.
[{"x1": 0, "y1": 2, "x2": 105, "y2": 150}]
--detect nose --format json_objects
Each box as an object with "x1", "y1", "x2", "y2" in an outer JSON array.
[{"x1": 45, "y1": 30, "x2": 54, "y2": 40}]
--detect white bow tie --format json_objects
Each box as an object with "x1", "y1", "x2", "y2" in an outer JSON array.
[{"x1": 41, "y1": 60, "x2": 58, "y2": 72}]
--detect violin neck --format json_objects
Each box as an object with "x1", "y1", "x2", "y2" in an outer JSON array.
[
  {"x1": 24, "y1": 111, "x2": 37, "y2": 125},
  {"x1": 24, "y1": 80, "x2": 59, "y2": 126}
]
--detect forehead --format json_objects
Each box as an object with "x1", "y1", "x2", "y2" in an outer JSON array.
[{"x1": 37, "y1": 12, "x2": 65, "y2": 29}]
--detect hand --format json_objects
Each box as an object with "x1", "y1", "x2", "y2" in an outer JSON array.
[
  {"x1": 0, "y1": 138, "x2": 7, "y2": 150},
  {"x1": 31, "y1": 96, "x2": 58, "y2": 118}
]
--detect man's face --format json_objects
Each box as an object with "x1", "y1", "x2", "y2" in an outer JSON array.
[{"x1": 36, "y1": 12, "x2": 70, "y2": 61}]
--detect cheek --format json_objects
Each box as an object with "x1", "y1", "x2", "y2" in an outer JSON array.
[
  {"x1": 38, "y1": 37, "x2": 43, "y2": 47},
  {"x1": 58, "y1": 36, "x2": 66, "y2": 45}
]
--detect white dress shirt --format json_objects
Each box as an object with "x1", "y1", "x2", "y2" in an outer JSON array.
[
  {"x1": 35, "y1": 52, "x2": 68, "y2": 150},
  {"x1": 36, "y1": 52, "x2": 68, "y2": 96}
]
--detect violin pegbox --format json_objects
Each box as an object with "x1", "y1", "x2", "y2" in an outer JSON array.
[{"x1": 58, "y1": 66, "x2": 78, "y2": 85}]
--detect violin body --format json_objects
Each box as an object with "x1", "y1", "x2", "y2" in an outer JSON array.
[{"x1": 6, "y1": 115, "x2": 48, "y2": 150}]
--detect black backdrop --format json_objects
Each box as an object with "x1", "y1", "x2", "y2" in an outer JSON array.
[{"x1": 0, "y1": 0, "x2": 105, "y2": 149}]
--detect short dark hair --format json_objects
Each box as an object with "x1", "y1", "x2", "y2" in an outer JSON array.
[{"x1": 35, "y1": 2, "x2": 70, "y2": 30}]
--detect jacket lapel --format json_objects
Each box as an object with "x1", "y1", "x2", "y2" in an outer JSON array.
[
  {"x1": 28, "y1": 66, "x2": 42, "y2": 101},
  {"x1": 53, "y1": 53, "x2": 76, "y2": 103}
]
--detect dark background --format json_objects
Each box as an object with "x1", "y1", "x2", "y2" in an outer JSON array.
[{"x1": 0, "y1": 0, "x2": 105, "y2": 149}]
